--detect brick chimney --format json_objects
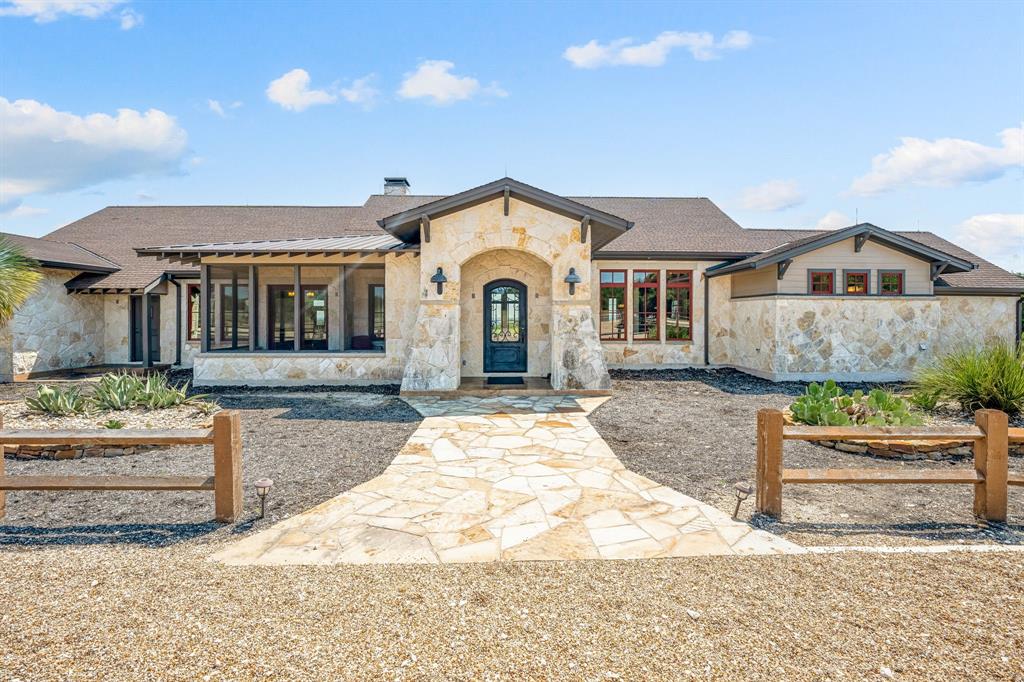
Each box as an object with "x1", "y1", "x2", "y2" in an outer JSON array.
[{"x1": 384, "y1": 177, "x2": 410, "y2": 196}]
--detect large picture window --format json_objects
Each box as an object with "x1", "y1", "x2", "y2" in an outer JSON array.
[
  {"x1": 809, "y1": 270, "x2": 834, "y2": 295},
  {"x1": 879, "y1": 271, "x2": 904, "y2": 295},
  {"x1": 632, "y1": 270, "x2": 660, "y2": 341},
  {"x1": 665, "y1": 270, "x2": 692, "y2": 341},
  {"x1": 220, "y1": 283, "x2": 250, "y2": 343},
  {"x1": 187, "y1": 284, "x2": 201, "y2": 341},
  {"x1": 599, "y1": 270, "x2": 626, "y2": 341}
]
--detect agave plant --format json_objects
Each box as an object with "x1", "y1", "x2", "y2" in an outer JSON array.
[
  {"x1": 92, "y1": 371, "x2": 144, "y2": 411},
  {"x1": 0, "y1": 236, "x2": 42, "y2": 326},
  {"x1": 26, "y1": 384, "x2": 88, "y2": 416}
]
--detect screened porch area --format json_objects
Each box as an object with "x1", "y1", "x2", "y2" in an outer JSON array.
[{"x1": 199, "y1": 263, "x2": 386, "y2": 354}]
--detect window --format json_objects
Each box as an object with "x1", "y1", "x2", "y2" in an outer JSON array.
[
  {"x1": 879, "y1": 271, "x2": 904, "y2": 295},
  {"x1": 598, "y1": 270, "x2": 626, "y2": 341},
  {"x1": 632, "y1": 270, "x2": 659, "y2": 341},
  {"x1": 220, "y1": 283, "x2": 249, "y2": 343},
  {"x1": 187, "y1": 284, "x2": 201, "y2": 341},
  {"x1": 809, "y1": 270, "x2": 834, "y2": 295},
  {"x1": 369, "y1": 284, "x2": 385, "y2": 341},
  {"x1": 844, "y1": 271, "x2": 869, "y2": 295},
  {"x1": 665, "y1": 270, "x2": 692, "y2": 341}
]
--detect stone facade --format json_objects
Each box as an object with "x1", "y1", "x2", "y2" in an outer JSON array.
[
  {"x1": 710, "y1": 293, "x2": 1019, "y2": 381},
  {"x1": 0, "y1": 269, "x2": 105, "y2": 380},
  {"x1": 193, "y1": 351, "x2": 402, "y2": 386},
  {"x1": 400, "y1": 196, "x2": 611, "y2": 391}
]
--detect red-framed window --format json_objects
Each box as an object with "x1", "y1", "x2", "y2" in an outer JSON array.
[
  {"x1": 665, "y1": 270, "x2": 692, "y2": 341},
  {"x1": 632, "y1": 270, "x2": 660, "y2": 341},
  {"x1": 809, "y1": 270, "x2": 834, "y2": 295},
  {"x1": 598, "y1": 270, "x2": 626, "y2": 341},
  {"x1": 187, "y1": 284, "x2": 201, "y2": 341},
  {"x1": 879, "y1": 271, "x2": 904, "y2": 295},
  {"x1": 845, "y1": 271, "x2": 868, "y2": 295}
]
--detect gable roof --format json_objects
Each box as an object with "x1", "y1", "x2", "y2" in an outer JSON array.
[
  {"x1": 377, "y1": 177, "x2": 634, "y2": 249},
  {"x1": 0, "y1": 231, "x2": 118, "y2": 273},
  {"x1": 705, "y1": 222, "x2": 976, "y2": 277}
]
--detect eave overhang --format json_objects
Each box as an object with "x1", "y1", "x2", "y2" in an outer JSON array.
[
  {"x1": 134, "y1": 235, "x2": 417, "y2": 266},
  {"x1": 376, "y1": 177, "x2": 634, "y2": 250}
]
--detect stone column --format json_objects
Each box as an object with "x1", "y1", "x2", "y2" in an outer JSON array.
[
  {"x1": 400, "y1": 301, "x2": 461, "y2": 392},
  {"x1": 549, "y1": 302, "x2": 611, "y2": 390}
]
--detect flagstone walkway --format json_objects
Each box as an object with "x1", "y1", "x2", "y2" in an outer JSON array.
[{"x1": 212, "y1": 395, "x2": 802, "y2": 565}]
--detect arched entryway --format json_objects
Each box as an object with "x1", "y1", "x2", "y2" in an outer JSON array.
[
  {"x1": 459, "y1": 248, "x2": 551, "y2": 378},
  {"x1": 483, "y1": 279, "x2": 527, "y2": 372}
]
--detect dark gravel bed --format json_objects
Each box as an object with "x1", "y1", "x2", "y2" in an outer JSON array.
[
  {"x1": 591, "y1": 369, "x2": 1024, "y2": 546},
  {"x1": 1, "y1": 392, "x2": 419, "y2": 547}
]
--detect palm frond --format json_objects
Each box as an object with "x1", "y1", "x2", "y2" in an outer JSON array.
[{"x1": 0, "y1": 236, "x2": 43, "y2": 325}]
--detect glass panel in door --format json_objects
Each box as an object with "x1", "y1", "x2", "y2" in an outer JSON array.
[
  {"x1": 268, "y1": 285, "x2": 295, "y2": 350},
  {"x1": 301, "y1": 285, "x2": 328, "y2": 350}
]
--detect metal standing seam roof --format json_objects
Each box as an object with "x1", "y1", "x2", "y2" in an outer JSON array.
[{"x1": 135, "y1": 233, "x2": 411, "y2": 260}]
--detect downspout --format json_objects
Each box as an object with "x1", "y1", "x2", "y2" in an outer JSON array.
[
  {"x1": 1017, "y1": 297, "x2": 1023, "y2": 349},
  {"x1": 168, "y1": 275, "x2": 182, "y2": 367},
  {"x1": 703, "y1": 273, "x2": 710, "y2": 366}
]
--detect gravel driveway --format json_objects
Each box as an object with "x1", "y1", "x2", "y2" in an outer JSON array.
[{"x1": 590, "y1": 369, "x2": 1024, "y2": 547}]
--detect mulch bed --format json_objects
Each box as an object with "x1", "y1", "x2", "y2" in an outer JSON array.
[
  {"x1": 0, "y1": 388, "x2": 419, "y2": 547},
  {"x1": 590, "y1": 369, "x2": 1024, "y2": 546}
]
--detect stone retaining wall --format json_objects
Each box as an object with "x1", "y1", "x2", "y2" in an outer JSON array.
[
  {"x1": 5, "y1": 444, "x2": 166, "y2": 460},
  {"x1": 811, "y1": 437, "x2": 1023, "y2": 462}
]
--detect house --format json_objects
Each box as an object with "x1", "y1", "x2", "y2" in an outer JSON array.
[{"x1": 2, "y1": 177, "x2": 1022, "y2": 390}]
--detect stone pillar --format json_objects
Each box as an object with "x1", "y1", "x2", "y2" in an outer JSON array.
[
  {"x1": 550, "y1": 302, "x2": 611, "y2": 390},
  {"x1": 400, "y1": 301, "x2": 461, "y2": 392}
]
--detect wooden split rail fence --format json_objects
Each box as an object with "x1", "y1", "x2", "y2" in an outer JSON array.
[
  {"x1": 0, "y1": 410, "x2": 242, "y2": 523},
  {"x1": 756, "y1": 408, "x2": 1023, "y2": 522}
]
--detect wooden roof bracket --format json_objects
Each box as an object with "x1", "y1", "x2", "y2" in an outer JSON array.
[
  {"x1": 503, "y1": 186, "x2": 510, "y2": 216},
  {"x1": 777, "y1": 259, "x2": 793, "y2": 280},
  {"x1": 581, "y1": 215, "x2": 591, "y2": 244},
  {"x1": 854, "y1": 232, "x2": 870, "y2": 252},
  {"x1": 931, "y1": 261, "x2": 950, "y2": 280},
  {"x1": 420, "y1": 214, "x2": 430, "y2": 243}
]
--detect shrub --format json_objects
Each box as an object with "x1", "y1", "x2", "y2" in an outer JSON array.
[
  {"x1": 908, "y1": 389, "x2": 942, "y2": 411},
  {"x1": 789, "y1": 380, "x2": 924, "y2": 427},
  {"x1": 102, "y1": 418, "x2": 125, "y2": 429},
  {"x1": 92, "y1": 371, "x2": 144, "y2": 411},
  {"x1": 26, "y1": 385, "x2": 88, "y2": 416},
  {"x1": 912, "y1": 339, "x2": 1024, "y2": 415}
]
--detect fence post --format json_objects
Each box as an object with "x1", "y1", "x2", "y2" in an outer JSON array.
[
  {"x1": 213, "y1": 410, "x2": 242, "y2": 523},
  {"x1": 974, "y1": 409, "x2": 1008, "y2": 522},
  {"x1": 756, "y1": 408, "x2": 784, "y2": 519},
  {"x1": 0, "y1": 414, "x2": 5, "y2": 520}
]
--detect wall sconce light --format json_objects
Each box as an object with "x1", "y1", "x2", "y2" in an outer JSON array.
[
  {"x1": 430, "y1": 267, "x2": 447, "y2": 295},
  {"x1": 564, "y1": 267, "x2": 582, "y2": 295},
  {"x1": 254, "y1": 478, "x2": 274, "y2": 519}
]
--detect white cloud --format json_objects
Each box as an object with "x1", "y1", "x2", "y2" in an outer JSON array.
[
  {"x1": 815, "y1": 210, "x2": 852, "y2": 230},
  {"x1": 339, "y1": 74, "x2": 380, "y2": 109},
  {"x1": 0, "y1": 204, "x2": 48, "y2": 218},
  {"x1": 849, "y1": 125, "x2": 1024, "y2": 196},
  {"x1": 118, "y1": 6, "x2": 140, "y2": 29},
  {"x1": 135, "y1": 190, "x2": 156, "y2": 202},
  {"x1": 563, "y1": 30, "x2": 753, "y2": 68},
  {"x1": 954, "y1": 213, "x2": 1024, "y2": 272},
  {"x1": 0, "y1": 96, "x2": 188, "y2": 212},
  {"x1": 740, "y1": 179, "x2": 805, "y2": 212},
  {"x1": 0, "y1": 1, "x2": 142, "y2": 28},
  {"x1": 207, "y1": 99, "x2": 242, "y2": 118},
  {"x1": 398, "y1": 60, "x2": 499, "y2": 105},
  {"x1": 266, "y1": 68, "x2": 337, "y2": 112}
]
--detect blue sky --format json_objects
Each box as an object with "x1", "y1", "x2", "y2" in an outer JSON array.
[{"x1": 1, "y1": 0, "x2": 1022, "y2": 270}]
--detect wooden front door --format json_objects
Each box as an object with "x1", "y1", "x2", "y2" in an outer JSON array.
[{"x1": 483, "y1": 279, "x2": 527, "y2": 373}]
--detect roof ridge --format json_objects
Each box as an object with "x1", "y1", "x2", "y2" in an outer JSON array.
[
  {"x1": 104, "y1": 204, "x2": 366, "y2": 209},
  {"x1": 66, "y1": 241, "x2": 122, "y2": 268}
]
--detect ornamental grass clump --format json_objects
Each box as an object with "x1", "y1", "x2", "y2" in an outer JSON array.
[
  {"x1": 789, "y1": 380, "x2": 924, "y2": 427},
  {"x1": 912, "y1": 339, "x2": 1024, "y2": 415}
]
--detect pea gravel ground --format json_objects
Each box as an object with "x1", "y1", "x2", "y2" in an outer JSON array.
[{"x1": 590, "y1": 370, "x2": 1024, "y2": 547}]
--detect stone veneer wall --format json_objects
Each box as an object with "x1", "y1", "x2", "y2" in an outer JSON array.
[
  {"x1": 712, "y1": 292, "x2": 1019, "y2": 381},
  {"x1": 459, "y1": 249, "x2": 551, "y2": 377},
  {"x1": 401, "y1": 196, "x2": 610, "y2": 391},
  {"x1": 193, "y1": 352, "x2": 402, "y2": 385},
  {"x1": 2, "y1": 269, "x2": 105, "y2": 378}
]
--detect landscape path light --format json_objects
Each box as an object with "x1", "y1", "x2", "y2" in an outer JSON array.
[{"x1": 254, "y1": 478, "x2": 274, "y2": 519}]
